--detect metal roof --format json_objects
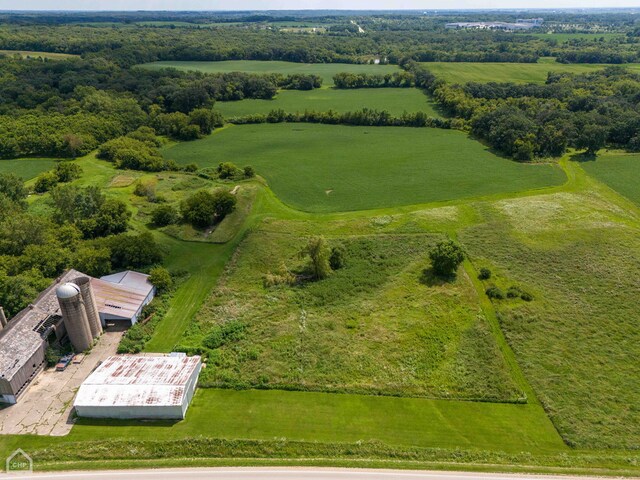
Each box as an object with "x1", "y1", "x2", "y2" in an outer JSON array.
[
  {"x1": 0, "y1": 269, "x2": 83, "y2": 382},
  {"x1": 0, "y1": 269, "x2": 154, "y2": 383},
  {"x1": 74, "y1": 355, "x2": 201, "y2": 408}
]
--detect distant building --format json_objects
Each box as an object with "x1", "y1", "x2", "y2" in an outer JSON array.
[
  {"x1": 74, "y1": 355, "x2": 202, "y2": 419},
  {"x1": 0, "y1": 269, "x2": 155, "y2": 404}
]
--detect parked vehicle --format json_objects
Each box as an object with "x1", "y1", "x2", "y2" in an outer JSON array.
[{"x1": 55, "y1": 354, "x2": 75, "y2": 372}]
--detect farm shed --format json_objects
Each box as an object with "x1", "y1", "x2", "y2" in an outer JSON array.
[{"x1": 74, "y1": 355, "x2": 202, "y2": 419}]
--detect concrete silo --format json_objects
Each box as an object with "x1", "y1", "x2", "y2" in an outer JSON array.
[
  {"x1": 73, "y1": 276, "x2": 102, "y2": 339},
  {"x1": 56, "y1": 283, "x2": 93, "y2": 353}
]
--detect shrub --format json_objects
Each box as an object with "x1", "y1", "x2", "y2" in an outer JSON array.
[
  {"x1": 429, "y1": 240, "x2": 465, "y2": 277},
  {"x1": 151, "y1": 204, "x2": 179, "y2": 226},
  {"x1": 478, "y1": 267, "x2": 492, "y2": 280},
  {"x1": 133, "y1": 181, "x2": 155, "y2": 199},
  {"x1": 54, "y1": 161, "x2": 83, "y2": 183},
  {"x1": 33, "y1": 171, "x2": 59, "y2": 193},
  {"x1": 329, "y1": 244, "x2": 347, "y2": 270},
  {"x1": 183, "y1": 163, "x2": 199, "y2": 173},
  {"x1": 181, "y1": 189, "x2": 237, "y2": 228},
  {"x1": 300, "y1": 236, "x2": 331, "y2": 280},
  {"x1": 243, "y1": 165, "x2": 255, "y2": 178},
  {"x1": 217, "y1": 162, "x2": 241, "y2": 180},
  {"x1": 263, "y1": 262, "x2": 296, "y2": 287},
  {"x1": 507, "y1": 285, "x2": 534, "y2": 301},
  {"x1": 202, "y1": 320, "x2": 246, "y2": 349},
  {"x1": 485, "y1": 285, "x2": 505, "y2": 300},
  {"x1": 520, "y1": 291, "x2": 534, "y2": 302},
  {"x1": 149, "y1": 266, "x2": 172, "y2": 292}
]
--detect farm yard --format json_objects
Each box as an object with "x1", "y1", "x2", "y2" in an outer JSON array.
[
  {"x1": 140, "y1": 60, "x2": 401, "y2": 86},
  {"x1": 216, "y1": 88, "x2": 442, "y2": 117},
  {"x1": 163, "y1": 124, "x2": 565, "y2": 212}
]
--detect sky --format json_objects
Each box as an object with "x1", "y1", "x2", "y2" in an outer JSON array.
[{"x1": 8, "y1": 0, "x2": 640, "y2": 11}]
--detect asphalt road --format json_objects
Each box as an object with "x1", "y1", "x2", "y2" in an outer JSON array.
[{"x1": 0, "y1": 468, "x2": 622, "y2": 480}]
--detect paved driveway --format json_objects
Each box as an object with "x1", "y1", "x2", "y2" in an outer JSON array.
[{"x1": 0, "y1": 330, "x2": 123, "y2": 436}]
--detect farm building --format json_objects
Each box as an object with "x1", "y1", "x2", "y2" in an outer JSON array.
[
  {"x1": 0, "y1": 269, "x2": 155, "y2": 404},
  {"x1": 74, "y1": 354, "x2": 202, "y2": 419}
]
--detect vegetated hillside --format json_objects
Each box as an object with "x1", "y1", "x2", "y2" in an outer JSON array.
[
  {"x1": 460, "y1": 188, "x2": 640, "y2": 449},
  {"x1": 163, "y1": 124, "x2": 565, "y2": 213},
  {"x1": 141, "y1": 61, "x2": 402, "y2": 86},
  {"x1": 581, "y1": 152, "x2": 640, "y2": 207},
  {"x1": 178, "y1": 227, "x2": 522, "y2": 401},
  {"x1": 216, "y1": 88, "x2": 442, "y2": 118}
]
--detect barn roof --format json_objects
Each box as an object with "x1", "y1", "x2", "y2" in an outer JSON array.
[{"x1": 74, "y1": 355, "x2": 202, "y2": 408}]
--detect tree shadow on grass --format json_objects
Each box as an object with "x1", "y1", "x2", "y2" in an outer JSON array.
[
  {"x1": 569, "y1": 151, "x2": 597, "y2": 163},
  {"x1": 419, "y1": 267, "x2": 456, "y2": 287}
]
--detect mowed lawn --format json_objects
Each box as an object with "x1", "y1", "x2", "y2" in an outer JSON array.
[
  {"x1": 140, "y1": 60, "x2": 401, "y2": 86},
  {"x1": 0, "y1": 158, "x2": 56, "y2": 180},
  {"x1": 64, "y1": 389, "x2": 564, "y2": 453},
  {"x1": 422, "y1": 61, "x2": 640, "y2": 84},
  {"x1": 581, "y1": 153, "x2": 640, "y2": 206},
  {"x1": 163, "y1": 124, "x2": 565, "y2": 212},
  {"x1": 216, "y1": 88, "x2": 442, "y2": 117}
]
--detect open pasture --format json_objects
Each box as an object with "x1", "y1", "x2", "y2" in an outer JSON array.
[
  {"x1": 163, "y1": 124, "x2": 565, "y2": 213},
  {"x1": 0, "y1": 158, "x2": 56, "y2": 180},
  {"x1": 140, "y1": 60, "x2": 401, "y2": 86},
  {"x1": 581, "y1": 152, "x2": 640, "y2": 206},
  {"x1": 422, "y1": 61, "x2": 640, "y2": 84},
  {"x1": 460, "y1": 184, "x2": 640, "y2": 449},
  {"x1": 217, "y1": 88, "x2": 442, "y2": 117}
]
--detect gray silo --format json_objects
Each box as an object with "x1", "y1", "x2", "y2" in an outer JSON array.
[
  {"x1": 56, "y1": 283, "x2": 93, "y2": 353},
  {"x1": 73, "y1": 276, "x2": 102, "y2": 338},
  {"x1": 0, "y1": 306, "x2": 6, "y2": 328}
]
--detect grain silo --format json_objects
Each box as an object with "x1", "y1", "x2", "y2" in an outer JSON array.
[
  {"x1": 0, "y1": 306, "x2": 6, "y2": 329},
  {"x1": 73, "y1": 276, "x2": 102, "y2": 339},
  {"x1": 56, "y1": 283, "x2": 93, "y2": 353}
]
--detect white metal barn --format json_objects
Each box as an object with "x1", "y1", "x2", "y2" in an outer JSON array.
[{"x1": 74, "y1": 355, "x2": 202, "y2": 419}]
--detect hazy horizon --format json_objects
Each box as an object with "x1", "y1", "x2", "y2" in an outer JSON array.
[{"x1": 7, "y1": 1, "x2": 640, "y2": 12}]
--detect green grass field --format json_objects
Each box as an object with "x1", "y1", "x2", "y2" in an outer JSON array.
[
  {"x1": 163, "y1": 124, "x2": 565, "y2": 212},
  {"x1": 182, "y1": 230, "x2": 522, "y2": 401},
  {"x1": 459, "y1": 169, "x2": 640, "y2": 449},
  {"x1": 0, "y1": 49, "x2": 77, "y2": 59},
  {"x1": 140, "y1": 60, "x2": 401, "y2": 86},
  {"x1": 0, "y1": 158, "x2": 56, "y2": 180},
  {"x1": 216, "y1": 88, "x2": 442, "y2": 117},
  {"x1": 581, "y1": 152, "x2": 640, "y2": 206},
  {"x1": 422, "y1": 61, "x2": 640, "y2": 84}
]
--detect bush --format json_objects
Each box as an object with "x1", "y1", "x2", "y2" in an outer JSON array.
[
  {"x1": 149, "y1": 266, "x2": 172, "y2": 292},
  {"x1": 429, "y1": 240, "x2": 465, "y2": 277},
  {"x1": 507, "y1": 285, "x2": 534, "y2": 301},
  {"x1": 151, "y1": 204, "x2": 179, "y2": 226},
  {"x1": 181, "y1": 189, "x2": 237, "y2": 228},
  {"x1": 54, "y1": 161, "x2": 82, "y2": 183},
  {"x1": 33, "y1": 171, "x2": 59, "y2": 193},
  {"x1": 217, "y1": 162, "x2": 241, "y2": 180},
  {"x1": 183, "y1": 163, "x2": 199, "y2": 173},
  {"x1": 329, "y1": 244, "x2": 347, "y2": 270},
  {"x1": 243, "y1": 165, "x2": 255, "y2": 178},
  {"x1": 485, "y1": 285, "x2": 505, "y2": 300},
  {"x1": 478, "y1": 267, "x2": 492, "y2": 280},
  {"x1": 203, "y1": 320, "x2": 246, "y2": 349},
  {"x1": 133, "y1": 181, "x2": 155, "y2": 199}
]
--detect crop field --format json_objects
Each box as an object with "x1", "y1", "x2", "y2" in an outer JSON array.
[
  {"x1": 422, "y1": 61, "x2": 640, "y2": 84},
  {"x1": 0, "y1": 158, "x2": 56, "y2": 179},
  {"x1": 163, "y1": 124, "x2": 565, "y2": 212},
  {"x1": 459, "y1": 178, "x2": 640, "y2": 449},
  {"x1": 216, "y1": 88, "x2": 442, "y2": 117},
  {"x1": 180, "y1": 229, "x2": 522, "y2": 400},
  {"x1": 581, "y1": 152, "x2": 640, "y2": 206},
  {"x1": 140, "y1": 60, "x2": 402, "y2": 86}
]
